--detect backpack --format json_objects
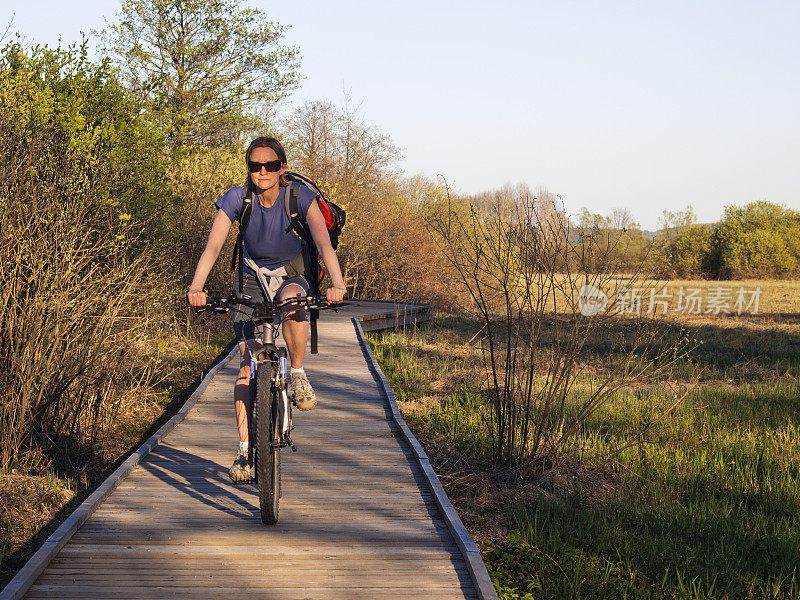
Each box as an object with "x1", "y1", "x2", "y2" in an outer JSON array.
[{"x1": 229, "y1": 172, "x2": 346, "y2": 353}]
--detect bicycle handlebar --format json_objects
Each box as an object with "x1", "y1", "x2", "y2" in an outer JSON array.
[{"x1": 194, "y1": 294, "x2": 348, "y2": 319}]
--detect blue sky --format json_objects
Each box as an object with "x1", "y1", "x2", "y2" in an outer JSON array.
[{"x1": 5, "y1": 1, "x2": 799, "y2": 229}]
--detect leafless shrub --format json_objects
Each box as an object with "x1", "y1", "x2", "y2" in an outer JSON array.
[
  {"x1": 284, "y1": 99, "x2": 452, "y2": 304},
  {"x1": 426, "y1": 184, "x2": 692, "y2": 476}
]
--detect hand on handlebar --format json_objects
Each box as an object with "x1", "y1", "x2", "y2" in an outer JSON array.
[
  {"x1": 187, "y1": 288, "x2": 207, "y2": 308},
  {"x1": 326, "y1": 287, "x2": 346, "y2": 305}
]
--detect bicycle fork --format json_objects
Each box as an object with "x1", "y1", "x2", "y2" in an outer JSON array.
[{"x1": 276, "y1": 356, "x2": 297, "y2": 452}]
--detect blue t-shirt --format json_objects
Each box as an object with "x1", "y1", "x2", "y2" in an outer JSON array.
[{"x1": 215, "y1": 185, "x2": 316, "y2": 270}]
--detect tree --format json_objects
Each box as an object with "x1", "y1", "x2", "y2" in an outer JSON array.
[
  {"x1": 285, "y1": 100, "x2": 339, "y2": 185},
  {"x1": 577, "y1": 208, "x2": 610, "y2": 231},
  {"x1": 670, "y1": 224, "x2": 715, "y2": 278},
  {"x1": 281, "y1": 98, "x2": 450, "y2": 302},
  {"x1": 659, "y1": 206, "x2": 697, "y2": 239},
  {"x1": 100, "y1": 0, "x2": 301, "y2": 150},
  {"x1": 610, "y1": 207, "x2": 638, "y2": 231},
  {"x1": 717, "y1": 201, "x2": 800, "y2": 278},
  {"x1": 574, "y1": 207, "x2": 650, "y2": 273}
]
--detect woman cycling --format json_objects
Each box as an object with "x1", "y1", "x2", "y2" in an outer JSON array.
[{"x1": 187, "y1": 136, "x2": 346, "y2": 483}]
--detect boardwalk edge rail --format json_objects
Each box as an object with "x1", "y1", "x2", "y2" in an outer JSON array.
[
  {"x1": 353, "y1": 309, "x2": 499, "y2": 600},
  {"x1": 0, "y1": 347, "x2": 238, "y2": 600}
]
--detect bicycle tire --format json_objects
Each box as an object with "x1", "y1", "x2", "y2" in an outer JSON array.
[{"x1": 255, "y1": 364, "x2": 280, "y2": 524}]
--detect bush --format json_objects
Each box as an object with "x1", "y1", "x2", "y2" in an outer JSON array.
[
  {"x1": 717, "y1": 201, "x2": 800, "y2": 279},
  {"x1": 164, "y1": 147, "x2": 245, "y2": 294},
  {"x1": 668, "y1": 223, "x2": 716, "y2": 278},
  {"x1": 425, "y1": 185, "x2": 690, "y2": 474},
  {"x1": 0, "y1": 42, "x2": 173, "y2": 468}
]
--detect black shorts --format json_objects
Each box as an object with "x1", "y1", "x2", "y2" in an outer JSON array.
[{"x1": 232, "y1": 269, "x2": 311, "y2": 342}]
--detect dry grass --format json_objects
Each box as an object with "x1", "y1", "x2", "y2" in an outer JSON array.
[{"x1": 0, "y1": 474, "x2": 75, "y2": 562}]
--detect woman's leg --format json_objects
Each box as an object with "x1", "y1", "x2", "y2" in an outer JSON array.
[
  {"x1": 279, "y1": 283, "x2": 309, "y2": 369},
  {"x1": 234, "y1": 342, "x2": 252, "y2": 443},
  {"x1": 230, "y1": 340, "x2": 255, "y2": 482},
  {"x1": 279, "y1": 282, "x2": 316, "y2": 410},
  {"x1": 229, "y1": 269, "x2": 264, "y2": 482}
]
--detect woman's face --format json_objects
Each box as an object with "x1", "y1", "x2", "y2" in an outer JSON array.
[{"x1": 248, "y1": 146, "x2": 286, "y2": 191}]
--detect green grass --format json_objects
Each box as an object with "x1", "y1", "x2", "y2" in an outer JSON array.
[{"x1": 367, "y1": 307, "x2": 800, "y2": 600}]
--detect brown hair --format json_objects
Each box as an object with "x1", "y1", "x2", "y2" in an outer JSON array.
[{"x1": 244, "y1": 136, "x2": 288, "y2": 189}]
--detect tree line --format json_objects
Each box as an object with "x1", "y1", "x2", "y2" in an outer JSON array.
[{"x1": 578, "y1": 202, "x2": 800, "y2": 279}]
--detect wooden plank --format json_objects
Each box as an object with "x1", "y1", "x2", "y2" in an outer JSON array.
[
  {"x1": 50, "y1": 555, "x2": 467, "y2": 563},
  {"x1": 35, "y1": 571, "x2": 473, "y2": 586},
  {"x1": 72, "y1": 520, "x2": 453, "y2": 540},
  {"x1": 26, "y1": 588, "x2": 478, "y2": 600},
  {"x1": 105, "y1": 491, "x2": 440, "y2": 502},
  {"x1": 95, "y1": 504, "x2": 435, "y2": 515},
  {"x1": 50, "y1": 556, "x2": 469, "y2": 567},
  {"x1": 57, "y1": 544, "x2": 464, "y2": 558},
  {"x1": 69, "y1": 526, "x2": 455, "y2": 547},
  {"x1": 134, "y1": 461, "x2": 419, "y2": 473}
]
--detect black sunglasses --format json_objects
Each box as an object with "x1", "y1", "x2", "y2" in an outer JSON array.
[{"x1": 247, "y1": 159, "x2": 283, "y2": 173}]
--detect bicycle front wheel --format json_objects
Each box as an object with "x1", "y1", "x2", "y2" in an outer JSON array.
[{"x1": 255, "y1": 365, "x2": 280, "y2": 525}]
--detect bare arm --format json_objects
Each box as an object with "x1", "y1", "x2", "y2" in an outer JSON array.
[
  {"x1": 305, "y1": 200, "x2": 346, "y2": 303},
  {"x1": 187, "y1": 210, "x2": 233, "y2": 306}
]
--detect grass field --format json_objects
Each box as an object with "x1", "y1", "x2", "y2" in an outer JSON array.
[{"x1": 368, "y1": 279, "x2": 800, "y2": 600}]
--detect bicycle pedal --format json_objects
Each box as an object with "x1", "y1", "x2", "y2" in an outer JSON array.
[{"x1": 291, "y1": 445, "x2": 298, "y2": 452}]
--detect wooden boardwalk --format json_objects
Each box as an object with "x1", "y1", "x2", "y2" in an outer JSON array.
[{"x1": 9, "y1": 302, "x2": 495, "y2": 600}]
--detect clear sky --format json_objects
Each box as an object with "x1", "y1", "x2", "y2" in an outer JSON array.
[{"x1": 5, "y1": 1, "x2": 799, "y2": 229}]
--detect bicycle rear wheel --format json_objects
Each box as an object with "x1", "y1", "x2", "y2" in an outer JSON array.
[{"x1": 255, "y1": 365, "x2": 280, "y2": 524}]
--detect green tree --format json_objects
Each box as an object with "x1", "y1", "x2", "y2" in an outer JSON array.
[
  {"x1": 670, "y1": 223, "x2": 715, "y2": 278},
  {"x1": 575, "y1": 207, "x2": 651, "y2": 273},
  {"x1": 100, "y1": 0, "x2": 301, "y2": 151},
  {"x1": 717, "y1": 200, "x2": 800, "y2": 278},
  {"x1": 659, "y1": 206, "x2": 698, "y2": 238},
  {"x1": 1, "y1": 40, "x2": 169, "y2": 222}
]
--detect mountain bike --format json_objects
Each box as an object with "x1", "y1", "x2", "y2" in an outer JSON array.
[{"x1": 197, "y1": 294, "x2": 345, "y2": 525}]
